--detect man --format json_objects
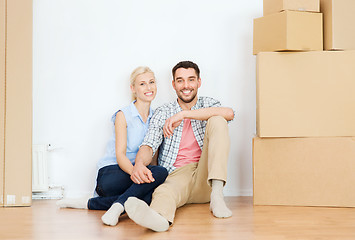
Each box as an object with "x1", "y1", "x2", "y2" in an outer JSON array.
[{"x1": 125, "y1": 61, "x2": 234, "y2": 232}]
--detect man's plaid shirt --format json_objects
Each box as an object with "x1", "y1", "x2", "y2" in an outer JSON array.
[{"x1": 141, "y1": 96, "x2": 222, "y2": 174}]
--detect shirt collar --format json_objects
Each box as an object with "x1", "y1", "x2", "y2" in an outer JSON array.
[
  {"x1": 174, "y1": 96, "x2": 201, "y2": 111},
  {"x1": 130, "y1": 100, "x2": 153, "y2": 121},
  {"x1": 130, "y1": 101, "x2": 140, "y2": 117}
]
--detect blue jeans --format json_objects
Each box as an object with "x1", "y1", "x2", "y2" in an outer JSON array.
[{"x1": 87, "y1": 164, "x2": 168, "y2": 210}]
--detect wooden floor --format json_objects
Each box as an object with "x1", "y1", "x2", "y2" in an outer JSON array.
[{"x1": 0, "y1": 197, "x2": 355, "y2": 239}]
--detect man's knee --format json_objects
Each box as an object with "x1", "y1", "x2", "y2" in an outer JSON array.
[
  {"x1": 207, "y1": 115, "x2": 227, "y2": 124},
  {"x1": 206, "y1": 116, "x2": 228, "y2": 133}
]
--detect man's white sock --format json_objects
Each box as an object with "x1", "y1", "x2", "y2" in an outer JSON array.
[
  {"x1": 124, "y1": 197, "x2": 169, "y2": 232},
  {"x1": 210, "y1": 179, "x2": 232, "y2": 218},
  {"x1": 56, "y1": 197, "x2": 89, "y2": 209},
  {"x1": 101, "y1": 202, "x2": 124, "y2": 226}
]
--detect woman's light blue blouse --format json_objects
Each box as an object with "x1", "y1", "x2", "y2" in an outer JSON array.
[{"x1": 96, "y1": 101, "x2": 153, "y2": 170}]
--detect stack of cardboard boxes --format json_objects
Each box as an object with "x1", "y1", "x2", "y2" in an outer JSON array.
[
  {"x1": 0, "y1": 0, "x2": 32, "y2": 207},
  {"x1": 253, "y1": 0, "x2": 355, "y2": 207}
]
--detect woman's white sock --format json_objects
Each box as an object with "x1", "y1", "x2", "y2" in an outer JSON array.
[
  {"x1": 101, "y1": 203, "x2": 124, "y2": 226},
  {"x1": 56, "y1": 197, "x2": 89, "y2": 209}
]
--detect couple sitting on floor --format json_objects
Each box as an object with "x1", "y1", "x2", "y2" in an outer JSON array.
[{"x1": 57, "y1": 60, "x2": 234, "y2": 232}]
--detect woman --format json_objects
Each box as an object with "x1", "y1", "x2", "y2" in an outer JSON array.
[{"x1": 57, "y1": 67, "x2": 168, "y2": 226}]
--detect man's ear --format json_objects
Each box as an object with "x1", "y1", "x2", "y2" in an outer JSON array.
[
  {"x1": 198, "y1": 78, "x2": 202, "y2": 88},
  {"x1": 172, "y1": 80, "x2": 176, "y2": 91}
]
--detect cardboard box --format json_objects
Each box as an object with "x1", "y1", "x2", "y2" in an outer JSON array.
[
  {"x1": 0, "y1": 0, "x2": 32, "y2": 207},
  {"x1": 256, "y1": 51, "x2": 355, "y2": 137},
  {"x1": 253, "y1": 137, "x2": 355, "y2": 207},
  {"x1": 320, "y1": 0, "x2": 355, "y2": 50},
  {"x1": 264, "y1": 0, "x2": 320, "y2": 16},
  {"x1": 253, "y1": 11, "x2": 323, "y2": 55},
  {"x1": 0, "y1": 0, "x2": 5, "y2": 206}
]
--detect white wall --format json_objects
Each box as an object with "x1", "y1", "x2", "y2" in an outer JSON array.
[{"x1": 33, "y1": 0, "x2": 262, "y2": 197}]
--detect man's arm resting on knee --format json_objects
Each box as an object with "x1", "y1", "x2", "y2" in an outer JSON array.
[
  {"x1": 131, "y1": 145, "x2": 155, "y2": 184},
  {"x1": 164, "y1": 107, "x2": 234, "y2": 137},
  {"x1": 181, "y1": 107, "x2": 234, "y2": 121}
]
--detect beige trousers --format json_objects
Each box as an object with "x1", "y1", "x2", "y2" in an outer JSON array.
[{"x1": 150, "y1": 116, "x2": 230, "y2": 223}]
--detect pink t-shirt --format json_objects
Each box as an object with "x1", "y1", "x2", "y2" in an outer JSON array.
[{"x1": 173, "y1": 119, "x2": 202, "y2": 168}]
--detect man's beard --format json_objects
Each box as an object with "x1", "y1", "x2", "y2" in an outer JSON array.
[{"x1": 178, "y1": 91, "x2": 197, "y2": 103}]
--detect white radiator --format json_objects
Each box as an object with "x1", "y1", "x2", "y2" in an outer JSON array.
[{"x1": 32, "y1": 144, "x2": 49, "y2": 192}]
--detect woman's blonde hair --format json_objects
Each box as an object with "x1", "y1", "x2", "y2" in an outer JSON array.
[{"x1": 130, "y1": 66, "x2": 155, "y2": 101}]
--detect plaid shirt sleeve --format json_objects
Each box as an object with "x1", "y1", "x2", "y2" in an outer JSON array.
[
  {"x1": 204, "y1": 96, "x2": 221, "y2": 108},
  {"x1": 198, "y1": 96, "x2": 235, "y2": 123},
  {"x1": 140, "y1": 107, "x2": 165, "y2": 156}
]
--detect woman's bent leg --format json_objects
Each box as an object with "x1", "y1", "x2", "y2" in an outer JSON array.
[
  {"x1": 95, "y1": 165, "x2": 132, "y2": 197},
  {"x1": 114, "y1": 165, "x2": 168, "y2": 206},
  {"x1": 89, "y1": 165, "x2": 132, "y2": 213}
]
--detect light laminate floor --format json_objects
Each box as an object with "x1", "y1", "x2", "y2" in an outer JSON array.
[{"x1": 0, "y1": 197, "x2": 355, "y2": 239}]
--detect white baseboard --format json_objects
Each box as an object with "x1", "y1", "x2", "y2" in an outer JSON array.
[{"x1": 224, "y1": 188, "x2": 253, "y2": 197}]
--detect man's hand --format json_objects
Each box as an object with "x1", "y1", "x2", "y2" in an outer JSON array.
[
  {"x1": 130, "y1": 163, "x2": 155, "y2": 184},
  {"x1": 163, "y1": 111, "x2": 184, "y2": 138}
]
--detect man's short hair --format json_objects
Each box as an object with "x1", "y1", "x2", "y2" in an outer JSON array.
[{"x1": 172, "y1": 61, "x2": 200, "y2": 79}]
